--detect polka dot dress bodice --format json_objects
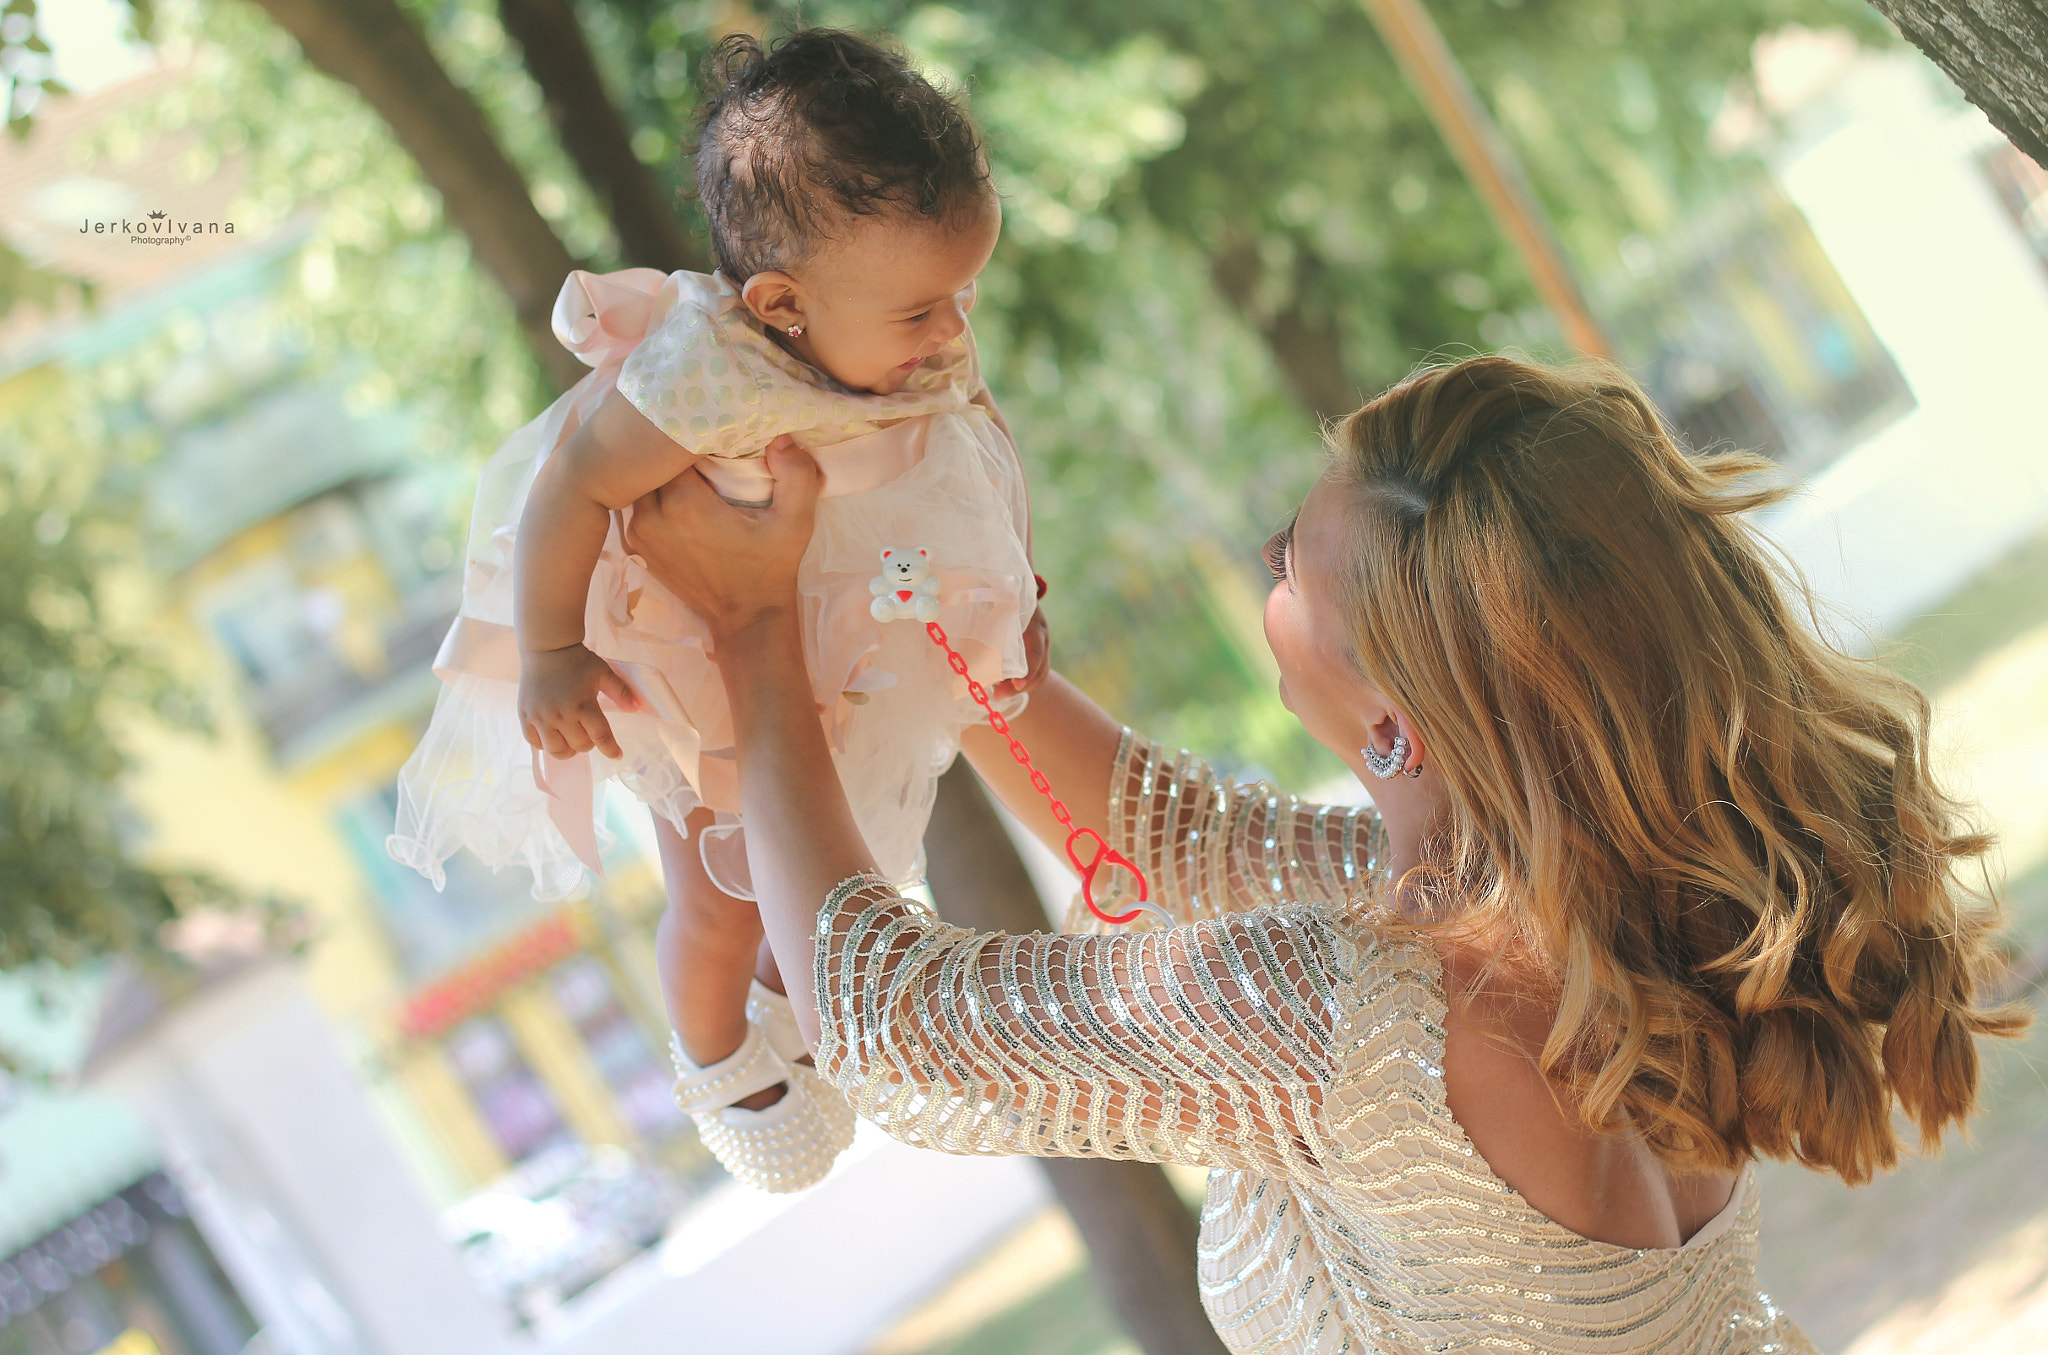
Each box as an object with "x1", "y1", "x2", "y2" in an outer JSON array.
[{"x1": 615, "y1": 270, "x2": 978, "y2": 458}]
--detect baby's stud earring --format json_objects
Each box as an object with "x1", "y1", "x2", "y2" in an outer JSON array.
[{"x1": 785, "y1": 323, "x2": 805, "y2": 339}]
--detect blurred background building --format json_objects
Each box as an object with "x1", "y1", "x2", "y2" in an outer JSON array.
[{"x1": 0, "y1": 2, "x2": 2044, "y2": 1354}]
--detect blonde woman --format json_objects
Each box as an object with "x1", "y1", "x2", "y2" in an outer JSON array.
[{"x1": 623, "y1": 355, "x2": 2022, "y2": 1352}]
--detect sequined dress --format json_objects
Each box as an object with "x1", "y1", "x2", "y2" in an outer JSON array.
[{"x1": 813, "y1": 732, "x2": 1818, "y2": 1354}]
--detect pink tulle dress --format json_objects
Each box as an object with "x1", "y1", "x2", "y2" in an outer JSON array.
[{"x1": 387, "y1": 269, "x2": 1034, "y2": 902}]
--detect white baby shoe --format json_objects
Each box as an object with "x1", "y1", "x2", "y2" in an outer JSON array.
[
  {"x1": 745, "y1": 979, "x2": 858, "y2": 1161},
  {"x1": 668, "y1": 984, "x2": 855, "y2": 1195}
]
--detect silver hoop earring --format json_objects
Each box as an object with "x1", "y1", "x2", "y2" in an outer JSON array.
[
  {"x1": 1361, "y1": 734, "x2": 1411, "y2": 780},
  {"x1": 785, "y1": 323, "x2": 805, "y2": 339}
]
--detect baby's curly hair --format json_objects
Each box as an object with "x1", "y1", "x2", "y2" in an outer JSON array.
[{"x1": 694, "y1": 29, "x2": 991, "y2": 282}]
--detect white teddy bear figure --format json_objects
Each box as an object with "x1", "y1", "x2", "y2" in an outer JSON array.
[{"x1": 869, "y1": 546, "x2": 942, "y2": 623}]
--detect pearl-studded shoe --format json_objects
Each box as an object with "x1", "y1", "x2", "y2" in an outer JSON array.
[{"x1": 668, "y1": 987, "x2": 855, "y2": 1194}]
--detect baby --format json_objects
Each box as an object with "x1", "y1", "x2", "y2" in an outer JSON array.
[{"x1": 391, "y1": 29, "x2": 1040, "y2": 1191}]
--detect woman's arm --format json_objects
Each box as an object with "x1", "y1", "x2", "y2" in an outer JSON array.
[
  {"x1": 622, "y1": 445, "x2": 1349, "y2": 1177},
  {"x1": 514, "y1": 389, "x2": 699, "y2": 757},
  {"x1": 814, "y1": 874, "x2": 1343, "y2": 1174},
  {"x1": 967, "y1": 691, "x2": 1388, "y2": 932},
  {"x1": 1079, "y1": 739, "x2": 1390, "y2": 933},
  {"x1": 958, "y1": 676, "x2": 1121, "y2": 856}
]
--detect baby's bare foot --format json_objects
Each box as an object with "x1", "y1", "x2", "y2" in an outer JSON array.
[{"x1": 733, "y1": 1081, "x2": 789, "y2": 1111}]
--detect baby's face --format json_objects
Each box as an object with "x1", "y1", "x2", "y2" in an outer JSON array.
[{"x1": 770, "y1": 193, "x2": 1001, "y2": 396}]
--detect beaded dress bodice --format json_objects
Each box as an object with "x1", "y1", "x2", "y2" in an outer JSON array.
[{"x1": 813, "y1": 732, "x2": 1817, "y2": 1353}]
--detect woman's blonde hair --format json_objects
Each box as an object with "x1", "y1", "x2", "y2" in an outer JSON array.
[{"x1": 1329, "y1": 354, "x2": 2025, "y2": 1183}]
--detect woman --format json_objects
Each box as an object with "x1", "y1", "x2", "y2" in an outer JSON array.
[{"x1": 623, "y1": 355, "x2": 2022, "y2": 1352}]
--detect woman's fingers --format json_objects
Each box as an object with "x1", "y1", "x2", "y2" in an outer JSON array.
[
  {"x1": 760, "y1": 435, "x2": 821, "y2": 514},
  {"x1": 993, "y1": 607, "x2": 1052, "y2": 698},
  {"x1": 624, "y1": 436, "x2": 825, "y2": 641}
]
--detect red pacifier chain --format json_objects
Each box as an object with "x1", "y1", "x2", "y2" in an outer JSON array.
[{"x1": 924, "y1": 619, "x2": 1163, "y2": 927}]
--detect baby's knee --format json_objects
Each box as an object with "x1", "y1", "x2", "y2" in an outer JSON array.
[{"x1": 661, "y1": 871, "x2": 761, "y2": 942}]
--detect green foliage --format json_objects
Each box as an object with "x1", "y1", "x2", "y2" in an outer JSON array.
[
  {"x1": 0, "y1": 236, "x2": 97, "y2": 346},
  {"x1": 0, "y1": 453, "x2": 233, "y2": 968},
  {"x1": 99, "y1": 0, "x2": 615, "y2": 478},
  {"x1": 2, "y1": 0, "x2": 69, "y2": 141}
]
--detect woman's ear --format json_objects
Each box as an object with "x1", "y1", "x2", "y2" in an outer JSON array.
[
  {"x1": 1368, "y1": 708, "x2": 1426, "y2": 776},
  {"x1": 1392, "y1": 712, "x2": 1426, "y2": 776},
  {"x1": 740, "y1": 271, "x2": 804, "y2": 332}
]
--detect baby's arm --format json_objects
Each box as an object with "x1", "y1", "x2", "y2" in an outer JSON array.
[{"x1": 516, "y1": 387, "x2": 699, "y2": 759}]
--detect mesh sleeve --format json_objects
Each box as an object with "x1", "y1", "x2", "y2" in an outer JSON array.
[
  {"x1": 812, "y1": 874, "x2": 1352, "y2": 1178},
  {"x1": 1067, "y1": 730, "x2": 1388, "y2": 933}
]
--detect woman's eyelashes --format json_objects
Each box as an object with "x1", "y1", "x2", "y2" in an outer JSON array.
[{"x1": 1264, "y1": 523, "x2": 1294, "y2": 582}]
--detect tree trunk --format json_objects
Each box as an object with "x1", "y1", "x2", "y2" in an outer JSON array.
[
  {"x1": 1208, "y1": 228, "x2": 1361, "y2": 425},
  {"x1": 923, "y1": 761, "x2": 1230, "y2": 1355},
  {"x1": 243, "y1": 0, "x2": 588, "y2": 391},
  {"x1": 1867, "y1": 0, "x2": 2048, "y2": 169},
  {"x1": 494, "y1": 0, "x2": 709, "y2": 274}
]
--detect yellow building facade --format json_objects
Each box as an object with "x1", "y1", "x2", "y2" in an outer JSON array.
[
  {"x1": 105, "y1": 370, "x2": 705, "y2": 1205},
  {"x1": 2, "y1": 113, "x2": 707, "y2": 1210}
]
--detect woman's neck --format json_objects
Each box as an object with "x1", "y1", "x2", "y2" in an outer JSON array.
[
  {"x1": 1371, "y1": 766, "x2": 1451, "y2": 897},
  {"x1": 1376, "y1": 775, "x2": 1536, "y2": 971}
]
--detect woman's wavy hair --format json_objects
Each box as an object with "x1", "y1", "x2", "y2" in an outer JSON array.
[{"x1": 1329, "y1": 354, "x2": 2026, "y2": 1183}]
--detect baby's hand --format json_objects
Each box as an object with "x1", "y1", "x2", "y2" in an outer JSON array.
[
  {"x1": 519, "y1": 643, "x2": 641, "y2": 759},
  {"x1": 993, "y1": 606, "x2": 1050, "y2": 700}
]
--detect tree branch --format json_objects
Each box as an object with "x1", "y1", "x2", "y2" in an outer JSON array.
[
  {"x1": 1867, "y1": 0, "x2": 2048, "y2": 169},
  {"x1": 1208, "y1": 228, "x2": 1360, "y2": 425},
  {"x1": 495, "y1": 0, "x2": 708, "y2": 274},
  {"x1": 244, "y1": 0, "x2": 588, "y2": 391}
]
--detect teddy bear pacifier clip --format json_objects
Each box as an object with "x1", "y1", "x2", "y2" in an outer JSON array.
[{"x1": 869, "y1": 547, "x2": 1165, "y2": 928}]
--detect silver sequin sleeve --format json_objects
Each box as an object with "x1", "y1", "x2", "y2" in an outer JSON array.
[
  {"x1": 1064, "y1": 729, "x2": 1389, "y2": 933},
  {"x1": 812, "y1": 872, "x2": 1356, "y2": 1174}
]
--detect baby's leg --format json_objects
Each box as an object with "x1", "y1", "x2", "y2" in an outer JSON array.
[{"x1": 653, "y1": 808, "x2": 786, "y2": 1110}]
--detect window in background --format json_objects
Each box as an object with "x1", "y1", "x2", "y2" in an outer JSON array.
[
  {"x1": 442, "y1": 1017, "x2": 576, "y2": 1165},
  {"x1": 333, "y1": 786, "x2": 560, "y2": 985},
  {"x1": 1603, "y1": 178, "x2": 1914, "y2": 478},
  {"x1": 1980, "y1": 140, "x2": 2048, "y2": 274},
  {"x1": 545, "y1": 956, "x2": 685, "y2": 1145}
]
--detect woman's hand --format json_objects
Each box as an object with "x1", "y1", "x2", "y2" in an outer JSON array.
[{"x1": 623, "y1": 436, "x2": 821, "y2": 643}]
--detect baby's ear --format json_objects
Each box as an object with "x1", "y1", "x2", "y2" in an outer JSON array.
[{"x1": 739, "y1": 270, "x2": 804, "y2": 331}]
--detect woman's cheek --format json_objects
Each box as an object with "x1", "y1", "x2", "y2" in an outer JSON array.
[
  {"x1": 1262, "y1": 585, "x2": 1290, "y2": 670},
  {"x1": 1264, "y1": 587, "x2": 1312, "y2": 693}
]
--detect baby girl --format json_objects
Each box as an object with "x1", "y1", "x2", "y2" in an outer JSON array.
[{"x1": 390, "y1": 29, "x2": 1041, "y2": 1191}]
